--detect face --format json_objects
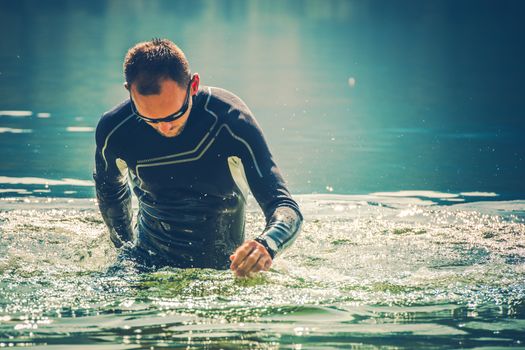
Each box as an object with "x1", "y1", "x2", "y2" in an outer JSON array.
[{"x1": 128, "y1": 74, "x2": 200, "y2": 138}]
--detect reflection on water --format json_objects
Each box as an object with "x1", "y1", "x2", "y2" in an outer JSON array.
[
  {"x1": 0, "y1": 127, "x2": 32, "y2": 134},
  {"x1": 0, "y1": 195, "x2": 524, "y2": 348},
  {"x1": 65, "y1": 126, "x2": 95, "y2": 133},
  {"x1": 0, "y1": 111, "x2": 33, "y2": 117}
]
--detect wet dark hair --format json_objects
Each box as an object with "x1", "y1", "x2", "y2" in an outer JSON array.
[{"x1": 124, "y1": 38, "x2": 191, "y2": 95}]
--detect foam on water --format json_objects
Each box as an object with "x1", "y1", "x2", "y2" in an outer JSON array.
[
  {"x1": 0, "y1": 128, "x2": 32, "y2": 134},
  {"x1": 0, "y1": 111, "x2": 33, "y2": 118},
  {"x1": 0, "y1": 195, "x2": 524, "y2": 348},
  {"x1": 66, "y1": 126, "x2": 95, "y2": 133},
  {"x1": 0, "y1": 176, "x2": 93, "y2": 187}
]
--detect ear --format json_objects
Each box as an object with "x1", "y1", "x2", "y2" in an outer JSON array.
[
  {"x1": 124, "y1": 82, "x2": 130, "y2": 91},
  {"x1": 190, "y1": 73, "x2": 200, "y2": 95}
]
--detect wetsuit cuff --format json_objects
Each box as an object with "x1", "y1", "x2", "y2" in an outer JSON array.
[{"x1": 254, "y1": 236, "x2": 278, "y2": 259}]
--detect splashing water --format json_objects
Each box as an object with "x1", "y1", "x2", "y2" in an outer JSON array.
[{"x1": 0, "y1": 195, "x2": 524, "y2": 348}]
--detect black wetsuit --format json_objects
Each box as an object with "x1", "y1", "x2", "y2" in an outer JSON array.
[{"x1": 93, "y1": 86, "x2": 303, "y2": 269}]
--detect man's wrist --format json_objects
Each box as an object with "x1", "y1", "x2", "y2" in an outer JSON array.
[{"x1": 254, "y1": 236, "x2": 278, "y2": 259}]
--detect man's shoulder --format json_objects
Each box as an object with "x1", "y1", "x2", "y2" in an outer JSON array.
[
  {"x1": 95, "y1": 99, "x2": 136, "y2": 146},
  {"x1": 96, "y1": 99, "x2": 135, "y2": 134},
  {"x1": 200, "y1": 86, "x2": 254, "y2": 122}
]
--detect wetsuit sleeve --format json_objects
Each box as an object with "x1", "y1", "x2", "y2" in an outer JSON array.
[
  {"x1": 231, "y1": 110, "x2": 303, "y2": 258},
  {"x1": 93, "y1": 117, "x2": 134, "y2": 248}
]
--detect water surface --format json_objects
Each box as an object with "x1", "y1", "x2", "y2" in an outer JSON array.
[
  {"x1": 1, "y1": 194, "x2": 524, "y2": 348},
  {"x1": 1, "y1": 0, "x2": 524, "y2": 197}
]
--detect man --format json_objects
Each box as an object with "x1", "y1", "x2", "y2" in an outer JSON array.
[{"x1": 94, "y1": 38, "x2": 302, "y2": 277}]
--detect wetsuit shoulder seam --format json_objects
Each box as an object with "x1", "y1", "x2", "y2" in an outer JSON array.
[
  {"x1": 100, "y1": 111, "x2": 135, "y2": 171},
  {"x1": 205, "y1": 87, "x2": 264, "y2": 178}
]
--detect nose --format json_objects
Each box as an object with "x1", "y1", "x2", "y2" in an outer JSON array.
[{"x1": 158, "y1": 121, "x2": 173, "y2": 133}]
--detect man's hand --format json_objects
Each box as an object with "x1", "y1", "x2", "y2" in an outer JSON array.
[{"x1": 229, "y1": 240, "x2": 272, "y2": 277}]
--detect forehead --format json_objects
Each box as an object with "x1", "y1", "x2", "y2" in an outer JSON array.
[{"x1": 131, "y1": 78, "x2": 186, "y2": 97}]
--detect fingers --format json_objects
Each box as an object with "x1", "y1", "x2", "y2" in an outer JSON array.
[
  {"x1": 230, "y1": 240, "x2": 273, "y2": 277},
  {"x1": 230, "y1": 241, "x2": 257, "y2": 270},
  {"x1": 236, "y1": 249, "x2": 263, "y2": 276}
]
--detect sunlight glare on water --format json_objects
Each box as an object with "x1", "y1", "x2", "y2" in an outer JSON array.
[{"x1": 0, "y1": 195, "x2": 524, "y2": 348}]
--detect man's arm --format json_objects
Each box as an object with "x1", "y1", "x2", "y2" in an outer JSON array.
[
  {"x1": 93, "y1": 118, "x2": 134, "y2": 248},
  {"x1": 228, "y1": 105, "x2": 303, "y2": 276}
]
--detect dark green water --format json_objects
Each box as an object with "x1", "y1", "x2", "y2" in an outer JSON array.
[{"x1": 1, "y1": 1, "x2": 525, "y2": 348}]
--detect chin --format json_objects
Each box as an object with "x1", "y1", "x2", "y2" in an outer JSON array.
[
  {"x1": 157, "y1": 126, "x2": 185, "y2": 138},
  {"x1": 158, "y1": 131, "x2": 180, "y2": 138}
]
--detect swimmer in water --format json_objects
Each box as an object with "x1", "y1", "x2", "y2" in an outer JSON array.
[{"x1": 93, "y1": 38, "x2": 302, "y2": 277}]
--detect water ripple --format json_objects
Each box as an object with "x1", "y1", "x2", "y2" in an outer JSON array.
[{"x1": 0, "y1": 197, "x2": 524, "y2": 348}]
